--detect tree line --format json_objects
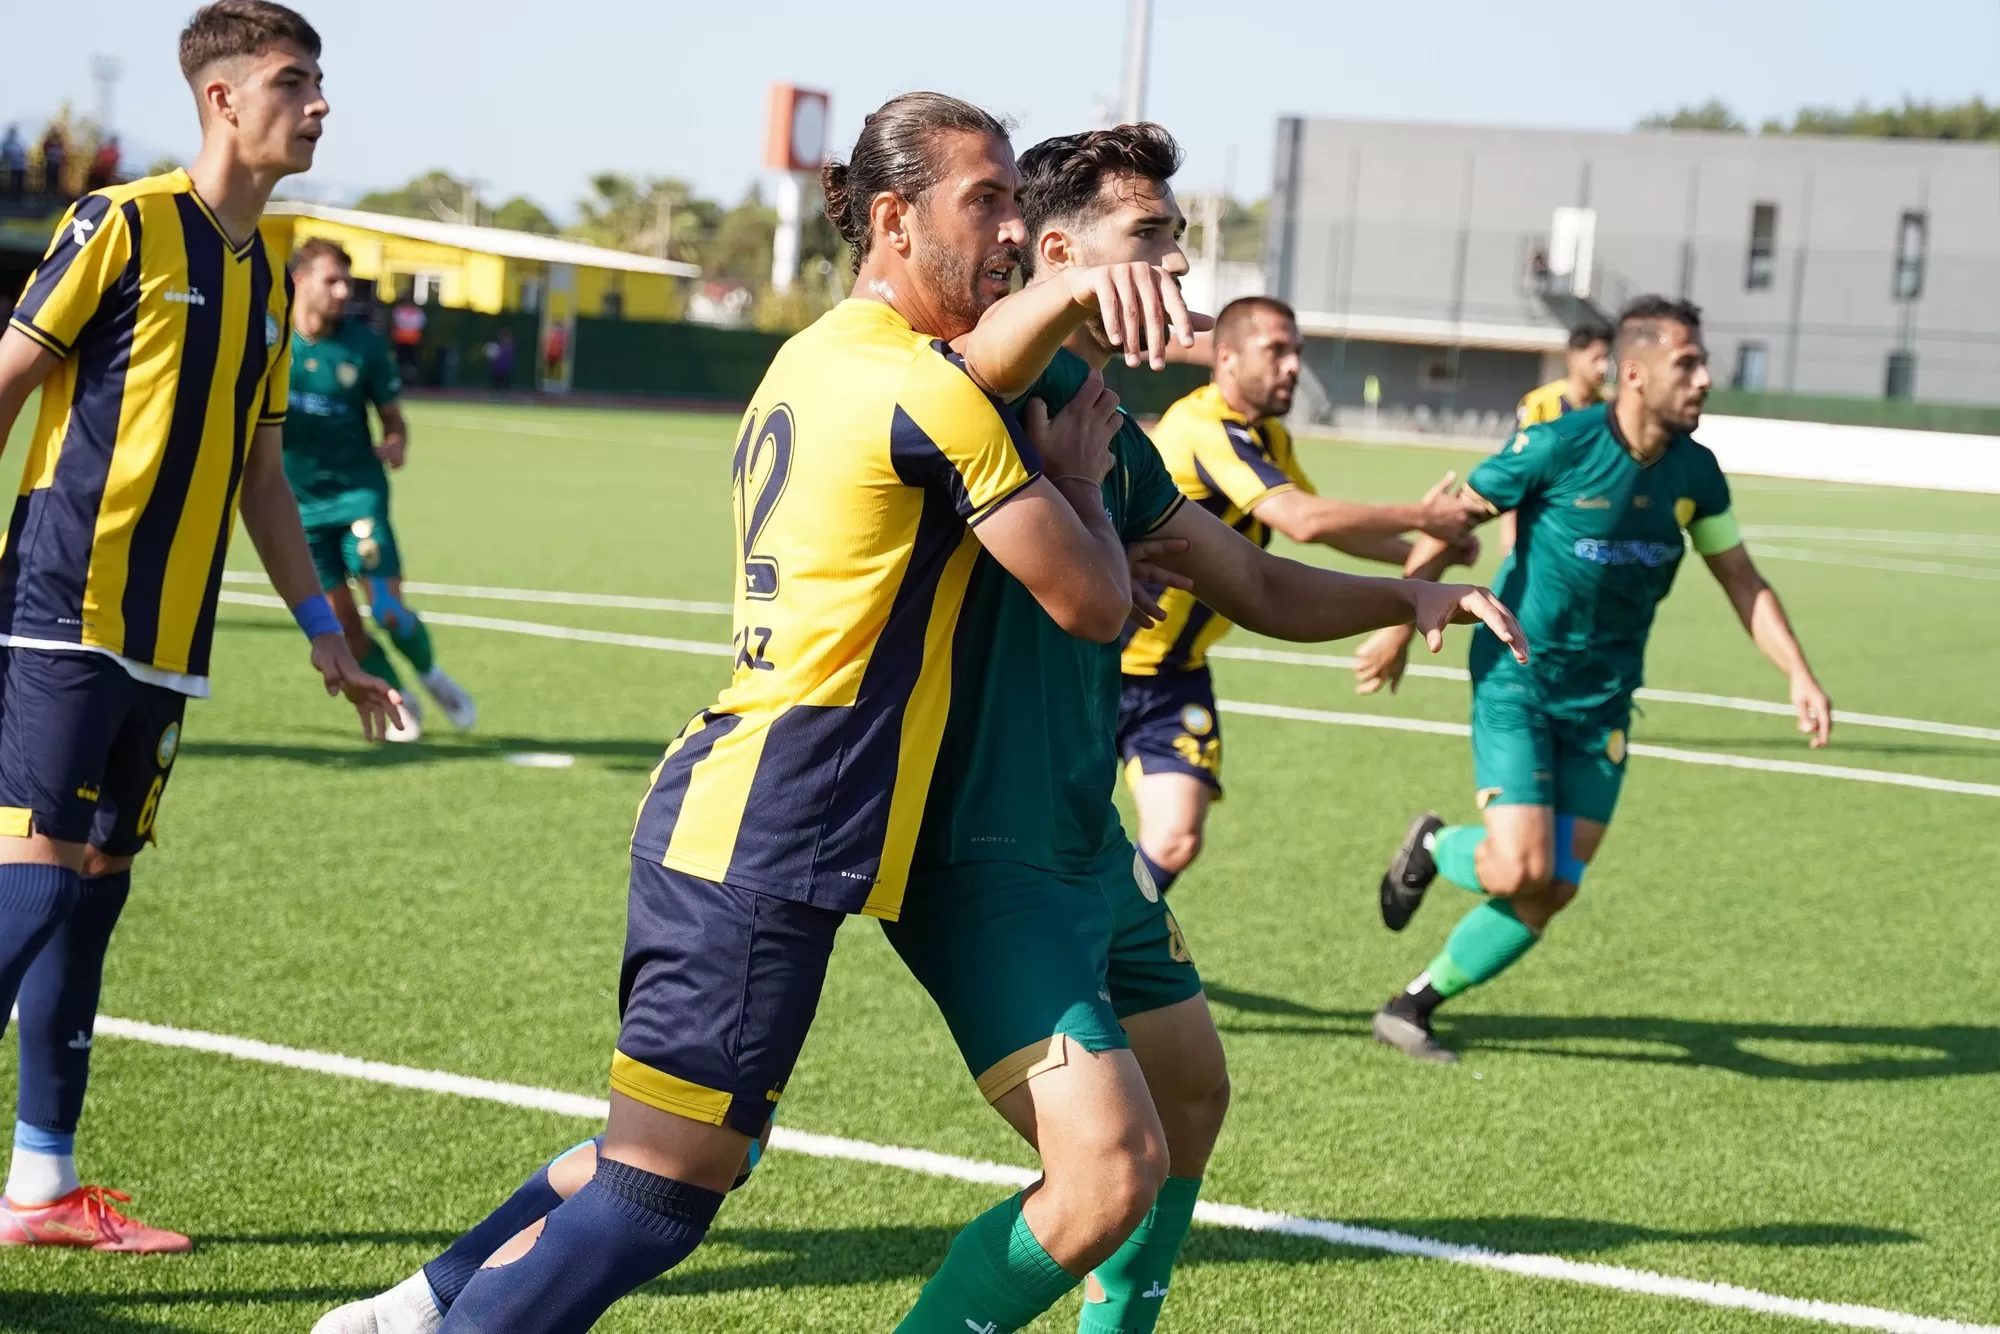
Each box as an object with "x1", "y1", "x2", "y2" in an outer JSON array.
[{"x1": 1639, "y1": 96, "x2": 2000, "y2": 140}]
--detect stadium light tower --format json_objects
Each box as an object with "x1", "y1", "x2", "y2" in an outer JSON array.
[
  {"x1": 1119, "y1": 0, "x2": 1153, "y2": 124},
  {"x1": 766, "y1": 85, "x2": 831, "y2": 295},
  {"x1": 90, "y1": 54, "x2": 123, "y2": 136}
]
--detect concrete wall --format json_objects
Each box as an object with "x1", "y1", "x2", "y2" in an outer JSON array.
[{"x1": 1269, "y1": 119, "x2": 2000, "y2": 405}]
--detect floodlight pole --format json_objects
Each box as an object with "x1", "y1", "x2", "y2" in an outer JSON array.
[
  {"x1": 90, "y1": 55, "x2": 123, "y2": 136},
  {"x1": 772, "y1": 171, "x2": 806, "y2": 294},
  {"x1": 1119, "y1": 0, "x2": 1153, "y2": 124}
]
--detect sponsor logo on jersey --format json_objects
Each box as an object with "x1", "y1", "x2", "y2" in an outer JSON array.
[
  {"x1": 156, "y1": 721, "x2": 180, "y2": 768},
  {"x1": 1573, "y1": 495, "x2": 1611, "y2": 509},
  {"x1": 1632, "y1": 494, "x2": 1652, "y2": 508},
  {"x1": 335, "y1": 360, "x2": 360, "y2": 388},
  {"x1": 1511, "y1": 432, "x2": 1530, "y2": 453},
  {"x1": 1573, "y1": 538, "x2": 1680, "y2": 568},
  {"x1": 71, "y1": 216, "x2": 96, "y2": 246},
  {"x1": 164, "y1": 287, "x2": 206, "y2": 306}
]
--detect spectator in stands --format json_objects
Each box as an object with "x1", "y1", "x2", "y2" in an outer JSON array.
[
  {"x1": 0, "y1": 127, "x2": 24, "y2": 198},
  {"x1": 484, "y1": 330, "x2": 515, "y2": 391},
  {"x1": 38, "y1": 127, "x2": 65, "y2": 196},
  {"x1": 86, "y1": 136, "x2": 120, "y2": 191}
]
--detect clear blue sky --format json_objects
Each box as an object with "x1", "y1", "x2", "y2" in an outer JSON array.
[{"x1": 6, "y1": 0, "x2": 1995, "y2": 218}]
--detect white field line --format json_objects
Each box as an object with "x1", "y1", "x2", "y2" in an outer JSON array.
[
  {"x1": 89, "y1": 1015, "x2": 1999, "y2": 1334},
  {"x1": 1752, "y1": 545, "x2": 2000, "y2": 582},
  {"x1": 1741, "y1": 527, "x2": 2000, "y2": 552},
  {"x1": 1217, "y1": 700, "x2": 2000, "y2": 800},
  {"x1": 215, "y1": 593, "x2": 2000, "y2": 798},
  {"x1": 220, "y1": 575, "x2": 2000, "y2": 745}
]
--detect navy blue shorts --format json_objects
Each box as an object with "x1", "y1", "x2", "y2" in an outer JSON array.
[
  {"x1": 0, "y1": 647, "x2": 187, "y2": 855},
  {"x1": 613, "y1": 857, "x2": 843, "y2": 1139},
  {"x1": 1117, "y1": 667, "x2": 1224, "y2": 795}
]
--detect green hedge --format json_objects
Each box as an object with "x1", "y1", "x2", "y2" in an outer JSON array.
[
  {"x1": 571, "y1": 318, "x2": 787, "y2": 402},
  {"x1": 1706, "y1": 389, "x2": 2000, "y2": 436}
]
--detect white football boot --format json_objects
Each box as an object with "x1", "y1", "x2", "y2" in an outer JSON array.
[{"x1": 421, "y1": 668, "x2": 477, "y2": 731}]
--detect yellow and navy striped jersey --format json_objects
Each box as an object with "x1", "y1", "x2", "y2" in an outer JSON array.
[
  {"x1": 631, "y1": 299, "x2": 1043, "y2": 919},
  {"x1": 5, "y1": 170, "x2": 292, "y2": 691},
  {"x1": 1120, "y1": 382, "x2": 1312, "y2": 677},
  {"x1": 1516, "y1": 377, "x2": 1601, "y2": 428}
]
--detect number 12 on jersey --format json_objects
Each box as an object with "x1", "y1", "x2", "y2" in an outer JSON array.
[{"x1": 732, "y1": 405, "x2": 795, "y2": 600}]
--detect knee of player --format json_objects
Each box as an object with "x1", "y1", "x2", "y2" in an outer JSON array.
[
  {"x1": 1482, "y1": 847, "x2": 1550, "y2": 897},
  {"x1": 1092, "y1": 1135, "x2": 1169, "y2": 1238}
]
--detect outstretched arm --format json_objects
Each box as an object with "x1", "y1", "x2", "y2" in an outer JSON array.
[
  {"x1": 1704, "y1": 542, "x2": 1833, "y2": 748},
  {"x1": 953, "y1": 263, "x2": 1200, "y2": 399},
  {"x1": 238, "y1": 423, "x2": 403, "y2": 740},
  {"x1": 1253, "y1": 470, "x2": 1484, "y2": 549},
  {"x1": 1145, "y1": 501, "x2": 1526, "y2": 658}
]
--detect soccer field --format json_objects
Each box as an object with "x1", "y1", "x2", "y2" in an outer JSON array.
[{"x1": 4, "y1": 398, "x2": 1998, "y2": 1333}]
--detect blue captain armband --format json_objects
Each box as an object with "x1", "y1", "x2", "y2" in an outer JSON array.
[{"x1": 292, "y1": 593, "x2": 341, "y2": 641}]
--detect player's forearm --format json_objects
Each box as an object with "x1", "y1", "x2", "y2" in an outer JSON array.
[
  {"x1": 1326, "y1": 531, "x2": 1414, "y2": 566},
  {"x1": 1053, "y1": 475, "x2": 1135, "y2": 626},
  {"x1": 378, "y1": 402, "x2": 408, "y2": 446},
  {"x1": 1747, "y1": 586, "x2": 1816, "y2": 682},
  {"x1": 0, "y1": 329, "x2": 59, "y2": 453},
  {"x1": 954, "y1": 281, "x2": 1091, "y2": 401},
  {"x1": 1210, "y1": 550, "x2": 1419, "y2": 644},
  {"x1": 1402, "y1": 533, "x2": 1456, "y2": 580},
  {"x1": 237, "y1": 445, "x2": 326, "y2": 612},
  {"x1": 1292, "y1": 498, "x2": 1422, "y2": 545}
]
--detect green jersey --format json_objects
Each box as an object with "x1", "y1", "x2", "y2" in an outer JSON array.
[
  {"x1": 282, "y1": 318, "x2": 401, "y2": 526},
  {"x1": 1467, "y1": 403, "x2": 1734, "y2": 715},
  {"x1": 911, "y1": 348, "x2": 1185, "y2": 875}
]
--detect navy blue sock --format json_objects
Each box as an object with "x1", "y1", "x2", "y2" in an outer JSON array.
[
  {"x1": 16, "y1": 871, "x2": 129, "y2": 1135},
  {"x1": 1135, "y1": 846, "x2": 1179, "y2": 898},
  {"x1": 440, "y1": 1158, "x2": 722, "y2": 1332},
  {"x1": 423, "y1": 1138, "x2": 600, "y2": 1311},
  {"x1": 0, "y1": 865, "x2": 84, "y2": 1041}
]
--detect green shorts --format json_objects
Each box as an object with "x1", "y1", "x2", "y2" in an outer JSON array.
[
  {"x1": 1470, "y1": 676, "x2": 1630, "y2": 825},
  {"x1": 303, "y1": 497, "x2": 403, "y2": 592},
  {"x1": 885, "y1": 845, "x2": 1202, "y2": 1103}
]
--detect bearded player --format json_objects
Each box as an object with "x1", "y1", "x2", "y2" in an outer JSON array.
[{"x1": 1359, "y1": 297, "x2": 1833, "y2": 1063}]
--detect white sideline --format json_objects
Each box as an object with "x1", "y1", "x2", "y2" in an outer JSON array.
[
  {"x1": 1752, "y1": 545, "x2": 2000, "y2": 583},
  {"x1": 1216, "y1": 701, "x2": 2000, "y2": 800},
  {"x1": 90, "y1": 1015, "x2": 1998, "y2": 1334},
  {"x1": 215, "y1": 592, "x2": 2000, "y2": 800},
  {"x1": 220, "y1": 574, "x2": 2000, "y2": 745}
]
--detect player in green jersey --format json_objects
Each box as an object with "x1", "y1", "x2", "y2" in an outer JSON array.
[
  {"x1": 285, "y1": 238, "x2": 475, "y2": 743},
  {"x1": 1357, "y1": 296, "x2": 1834, "y2": 1063},
  {"x1": 885, "y1": 124, "x2": 1529, "y2": 1334}
]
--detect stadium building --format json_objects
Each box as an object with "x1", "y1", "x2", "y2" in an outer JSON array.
[{"x1": 1263, "y1": 119, "x2": 2000, "y2": 431}]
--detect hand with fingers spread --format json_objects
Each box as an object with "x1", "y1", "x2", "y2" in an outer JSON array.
[
  {"x1": 1060, "y1": 261, "x2": 1209, "y2": 370},
  {"x1": 1024, "y1": 368, "x2": 1122, "y2": 485},
  {"x1": 1414, "y1": 471, "x2": 1488, "y2": 543},
  {"x1": 1791, "y1": 673, "x2": 1834, "y2": 749},
  {"x1": 1352, "y1": 625, "x2": 1413, "y2": 696},
  {"x1": 310, "y1": 634, "x2": 405, "y2": 742},
  {"x1": 1408, "y1": 583, "x2": 1529, "y2": 662},
  {"x1": 1126, "y1": 535, "x2": 1192, "y2": 626}
]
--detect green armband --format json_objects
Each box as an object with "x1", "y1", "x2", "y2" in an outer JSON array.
[{"x1": 1688, "y1": 510, "x2": 1742, "y2": 555}]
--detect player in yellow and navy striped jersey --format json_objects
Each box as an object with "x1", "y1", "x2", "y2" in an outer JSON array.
[
  {"x1": 1517, "y1": 319, "x2": 1613, "y2": 427},
  {"x1": 0, "y1": 2, "x2": 396, "y2": 1255}
]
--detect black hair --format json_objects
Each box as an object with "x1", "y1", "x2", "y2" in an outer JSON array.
[
  {"x1": 1568, "y1": 318, "x2": 1613, "y2": 351},
  {"x1": 1615, "y1": 295, "x2": 1702, "y2": 358},
  {"x1": 820, "y1": 92, "x2": 1011, "y2": 275},
  {"x1": 1015, "y1": 123, "x2": 1184, "y2": 276},
  {"x1": 1214, "y1": 295, "x2": 1298, "y2": 350}
]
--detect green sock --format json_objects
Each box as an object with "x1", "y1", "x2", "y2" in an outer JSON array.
[
  {"x1": 1426, "y1": 898, "x2": 1539, "y2": 998},
  {"x1": 387, "y1": 613, "x2": 436, "y2": 677},
  {"x1": 1430, "y1": 825, "x2": 1487, "y2": 892},
  {"x1": 1078, "y1": 1175, "x2": 1200, "y2": 1334},
  {"x1": 898, "y1": 1191, "x2": 1078, "y2": 1333},
  {"x1": 358, "y1": 638, "x2": 404, "y2": 691}
]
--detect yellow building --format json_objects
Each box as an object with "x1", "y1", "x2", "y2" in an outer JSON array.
[{"x1": 260, "y1": 202, "x2": 699, "y2": 322}]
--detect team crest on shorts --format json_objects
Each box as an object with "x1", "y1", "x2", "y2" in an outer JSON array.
[
  {"x1": 1133, "y1": 849, "x2": 1160, "y2": 903},
  {"x1": 335, "y1": 361, "x2": 360, "y2": 389},
  {"x1": 1179, "y1": 703, "x2": 1214, "y2": 736},
  {"x1": 156, "y1": 721, "x2": 181, "y2": 769},
  {"x1": 1165, "y1": 909, "x2": 1193, "y2": 965},
  {"x1": 1605, "y1": 728, "x2": 1627, "y2": 765}
]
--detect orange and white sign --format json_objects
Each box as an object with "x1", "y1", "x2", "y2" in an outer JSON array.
[{"x1": 765, "y1": 85, "x2": 831, "y2": 172}]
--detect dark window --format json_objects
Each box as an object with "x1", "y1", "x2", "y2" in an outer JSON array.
[
  {"x1": 1732, "y1": 342, "x2": 1769, "y2": 391},
  {"x1": 1884, "y1": 350, "x2": 1916, "y2": 400},
  {"x1": 1745, "y1": 202, "x2": 1777, "y2": 291},
  {"x1": 1893, "y1": 211, "x2": 1927, "y2": 301},
  {"x1": 1418, "y1": 355, "x2": 1457, "y2": 390},
  {"x1": 600, "y1": 288, "x2": 624, "y2": 319}
]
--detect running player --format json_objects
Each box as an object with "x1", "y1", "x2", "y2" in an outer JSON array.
[
  {"x1": 0, "y1": 1, "x2": 396, "y2": 1253},
  {"x1": 1117, "y1": 298, "x2": 1485, "y2": 899},
  {"x1": 314, "y1": 92, "x2": 1200, "y2": 1334},
  {"x1": 886, "y1": 124, "x2": 1526, "y2": 1334},
  {"x1": 285, "y1": 237, "x2": 475, "y2": 743},
  {"x1": 1361, "y1": 296, "x2": 1833, "y2": 1063}
]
